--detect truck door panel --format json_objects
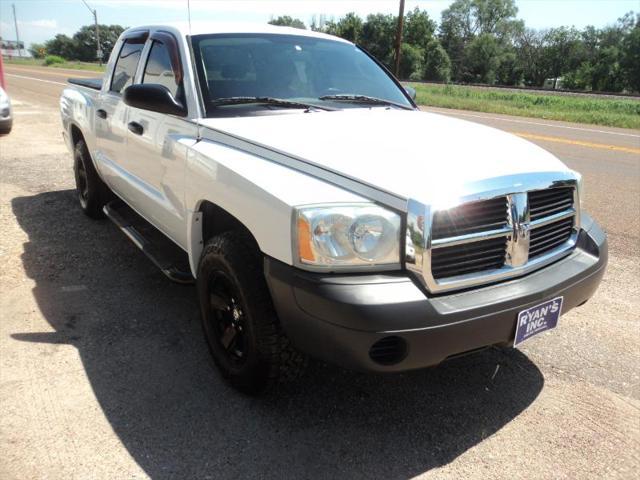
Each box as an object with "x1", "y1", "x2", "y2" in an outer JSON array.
[{"x1": 123, "y1": 33, "x2": 195, "y2": 249}]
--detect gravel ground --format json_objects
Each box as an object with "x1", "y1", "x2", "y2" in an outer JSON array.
[{"x1": 0, "y1": 90, "x2": 639, "y2": 479}]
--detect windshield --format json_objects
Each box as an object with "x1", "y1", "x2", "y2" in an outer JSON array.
[{"x1": 191, "y1": 33, "x2": 413, "y2": 116}]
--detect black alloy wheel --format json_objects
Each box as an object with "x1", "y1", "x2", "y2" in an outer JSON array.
[
  {"x1": 196, "y1": 231, "x2": 307, "y2": 395},
  {"x1": 204, "y1": 271, "x2": 249, "y2": 365},
  {"x1": 75, "y1": 154, "x2": 89, "y2": 209},
  {"x1": 72, "y1": 139, "x2": 112, "y2": 219}
]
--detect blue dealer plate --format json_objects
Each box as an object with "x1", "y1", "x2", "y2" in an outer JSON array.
[{"x1": 514, "y1": 297, "x2": 563, "y2": 347}]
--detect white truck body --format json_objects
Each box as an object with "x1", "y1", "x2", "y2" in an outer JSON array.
[
  {"x1": 59, "y1": 24, "x2": 606, "y2": 389},
  {"x1": 61, "y1": 24, "x2": 571, "y2": 276}
]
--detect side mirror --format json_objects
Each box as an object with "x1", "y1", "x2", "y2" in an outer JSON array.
[
  {"x1": 123, "y1": 84, "x2": 186, "y2": 117},
  {"x1": 404, "y1": 85, "x2": 417, "y2": 101}
]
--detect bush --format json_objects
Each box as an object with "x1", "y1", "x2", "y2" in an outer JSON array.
[
  {"x1": 44, "y1": 55, "x2": 65, "y2": 66},
  {"x1": 423, "y1": 39, "x2": 451, "y2": 82},
  {"x1": 28, "y1": 43, "x2": 47, "y2": 59},
  {"x1": 399, "y1": 43, "x2": 424, "y2": 80}
]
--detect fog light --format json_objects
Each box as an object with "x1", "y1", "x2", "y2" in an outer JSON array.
[{"x1": 369, "y1": 336, "x2": 407, "y2": 366}]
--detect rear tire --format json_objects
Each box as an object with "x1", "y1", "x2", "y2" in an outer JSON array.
[
  {"x1": 197, "y1": 231, "x2": 306, "y2": 395},
  {"x1": 73, "y1": 139, "x2": 111, "y2": 219}
]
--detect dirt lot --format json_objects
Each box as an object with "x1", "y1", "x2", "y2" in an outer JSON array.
[{"x1": 1, "y1": 77, "x2": 639, "y2": 479}]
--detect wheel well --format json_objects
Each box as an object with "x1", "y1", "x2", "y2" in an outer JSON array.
[
  {"x1": 198, "y1": 201, "x2": 260, "y2": 251},
  {"x1": 70, "y1": 124, "x2": 84, "y2": 147}
]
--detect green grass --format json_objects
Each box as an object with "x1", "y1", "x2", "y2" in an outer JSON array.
[
  {"x1": 411, "y1": 83, "x2": 640, "y2": 130},
  {"x1": 4, "y1": 57, "x2": 105, "y2": 73}
]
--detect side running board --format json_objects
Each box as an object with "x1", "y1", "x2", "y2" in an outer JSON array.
[{"x1": 103, "y1": 200, "x2": 194, "y2": 284}]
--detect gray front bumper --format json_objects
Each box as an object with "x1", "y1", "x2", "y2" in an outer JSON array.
[
  {"x1": 265, "y1": 214, "x2": 607, "y2": 373},
  {"x1": 0, "y1": 116, "x2": 12, "y2": 133}
]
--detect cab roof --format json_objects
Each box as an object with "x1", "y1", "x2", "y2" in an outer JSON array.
[{"x1": 122, "y1": 22, "x2": 351, "y2": 44}]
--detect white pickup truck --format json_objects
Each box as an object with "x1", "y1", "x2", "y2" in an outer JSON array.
[{"x1": 61, "y1": 24, "x2": 607, "y2": 394}]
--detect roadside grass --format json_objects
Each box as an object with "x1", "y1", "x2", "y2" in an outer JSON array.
[
  {"x1": 4, "y1": 57, "x2": 105, "y2": 73},
  {"x1": 411, "y1": 83, "x2": 640, "y2": 130}
]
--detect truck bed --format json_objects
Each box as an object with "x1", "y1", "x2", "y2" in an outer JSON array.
[{"x1": 68, "y1": 77, "x2": 103, "y2": 90}]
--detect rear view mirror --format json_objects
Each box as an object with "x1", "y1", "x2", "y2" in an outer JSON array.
[
  {"x1": 123, "y1": 84, "x2": 187, "y2": 117},
  {"x1": 404, "y1": 85, "x2": 417, "y2": 101}
]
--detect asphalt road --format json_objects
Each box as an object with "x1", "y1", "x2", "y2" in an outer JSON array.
[{"x1": 1, "y1": 64, "x2": 639, "y2": 479}]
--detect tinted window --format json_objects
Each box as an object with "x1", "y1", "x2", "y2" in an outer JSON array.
[
  {"x1": 143, "y1": 40, "x2": 181, "y2": 98},
  {"x1": 192, "y1": 34, "x2": 411, "y2": 115},
  {"x1": 110, "y1": 40, "x2": 143, "y2": 93}
]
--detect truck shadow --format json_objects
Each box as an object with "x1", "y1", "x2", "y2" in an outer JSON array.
[{"x1": 11, "y1": 190, "x2": 544, "y2": 480}]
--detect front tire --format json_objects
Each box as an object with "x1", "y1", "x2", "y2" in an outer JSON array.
[
  {"x1": 197, "y1": 231, "x2": 306, "y2": 395},
  {"x1": 73, "y1": 139, "x2": 111, "y2": 219}
]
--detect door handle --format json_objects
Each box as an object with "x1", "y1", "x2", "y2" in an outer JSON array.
[
  {"x1": 96, "y1": 109, "x2": 107, "y2": 119},
  {"x1": 128, "y1": 121, "x2": 144, "y2": 135}
]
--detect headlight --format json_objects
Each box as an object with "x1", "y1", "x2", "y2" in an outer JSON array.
[{"x1": 295, "y1": 204, "x2": 401, "y2": 270}]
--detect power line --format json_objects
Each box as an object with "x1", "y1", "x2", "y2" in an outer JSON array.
[{"x1": 80, "y1": 0, "x2": 94, "y2": 14}]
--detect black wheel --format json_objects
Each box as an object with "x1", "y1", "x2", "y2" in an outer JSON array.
[
  {"x1": 197, "y1": 231, "x2": 306, "y2": 395},
  {"x1": 73, "y1": 139, "x2": 111, "y2": 219}
]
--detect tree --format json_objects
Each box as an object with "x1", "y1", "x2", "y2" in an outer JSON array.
[
  {"x1": 332, "y1": 12, "x2": 363, "y2": 43},
  {"x1": 473, "y1": 0, "x2": 521, "y2": 38},
  {"x1": 423, "y1": 39, "x2": 451, "y2": 82},
  {"x1": 439, "y1": 0, "x2": 521, "y2": 82},
  {"x1": 268, "y1": 16, "x2": 306, "y2": 29},
  {"x1": 29, "y1": 42, "x2": 47, "y2": 59},
  {"x1": 544, "y1": 27, "x2": 585, "y2": 88},
  {"x1": 264, "y1": 5, "x2": 637, "y2": 93},
  {"x1": 495, "y1": 49, "x2": 522, "y2": 85},
  {"x1": 463, "y1": 33, "x2": 502, "y2": 83},
  {"x1": 44, "y1": 34, "x2": 75, "y2": 59},
  {"x1": 515, "y1": 28, "x2": 550, "y2": 86},
  {"x1": 620, "y1": 14, "x2": 640, "y2": 92},
  {"x1": 360, "y1": 14, "x2": 397, "y2": 68},
  {"x1": 440, "y1": 0, "x2": 520, "y2": 39},
  {"x1": 403, "y1": 7, "x2": 436, "y2": 51},
  {"x1": 73, "y1": 24, "x2": 125, "y2": 62}
]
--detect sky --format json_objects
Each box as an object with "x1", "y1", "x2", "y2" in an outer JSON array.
[{"x1": 0, "y1": 0, "x2": 638, "y2": 47}]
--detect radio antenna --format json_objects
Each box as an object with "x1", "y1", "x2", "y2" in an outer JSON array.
[
  {"x1": 186, "y1": 0, "x2": 202, "y2": 139},
  {"x1": 187, "y1": 0, "x2": 192, "y2": 33}
]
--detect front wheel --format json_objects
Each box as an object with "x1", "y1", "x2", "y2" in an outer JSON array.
[{"x1": 197, "y1": 231, "x2": 306, "y2": 395}]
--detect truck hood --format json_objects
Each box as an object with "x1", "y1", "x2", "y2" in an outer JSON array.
[{"x1": 199, "y1": 108, "x2": 570, "y2": 204}]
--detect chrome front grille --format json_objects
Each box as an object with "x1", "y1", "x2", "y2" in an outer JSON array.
[
  {"x1": 432, "y1": 237, "x2": 507, "y2": 279},
  {"x1": 432, "y1": 197, "x2": 509, "y2": 239},
  {"x1": 529, "y1": 187, "x2": 574, "y2": 221},
  {"x1": 431, "y1": 197, "x2": 509, "y2": 279},
  {"x1": 528, "y1": 187, "x2": 576, "y2": 259},
  {"x1": 405, "y1": 175, "x2": 581, "y2": 293},
  {"x1": 529, "y1": 217, "x2": 574, "y2": 258}
]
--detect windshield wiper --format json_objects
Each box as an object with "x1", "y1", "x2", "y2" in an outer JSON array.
[
  {"x1": 318, "y1": 94, "x2": 413, "y2": 110},
  {"x1": 210, "y1": 96, "x2": 331, "y2": 111}
]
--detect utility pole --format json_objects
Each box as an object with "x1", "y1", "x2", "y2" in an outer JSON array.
[
  {"x1": 12, "y1": 3, "x2": 22, "y2": 57},
  {"x1": 81, "y1": 0, "x2": 102, "y2": 65},
  {"x1": 393, "y1": 0, "x2": 405, "y2": 78}
]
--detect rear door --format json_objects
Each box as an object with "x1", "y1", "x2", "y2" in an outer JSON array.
[
  {"x1": 94, "y1": 31, "x2": 147, "y2": 200},
  {"x1": 123, "y1": 31, "x2": 198, "y2": 248}
]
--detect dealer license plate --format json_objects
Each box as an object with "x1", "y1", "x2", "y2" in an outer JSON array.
[{"x1": 514, "y1": 296, "x2": 563, "y2": 347}]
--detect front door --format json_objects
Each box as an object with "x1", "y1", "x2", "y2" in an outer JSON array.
[{"x1": 124, "y1": 33, "x2": 197, "y2": 249}]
